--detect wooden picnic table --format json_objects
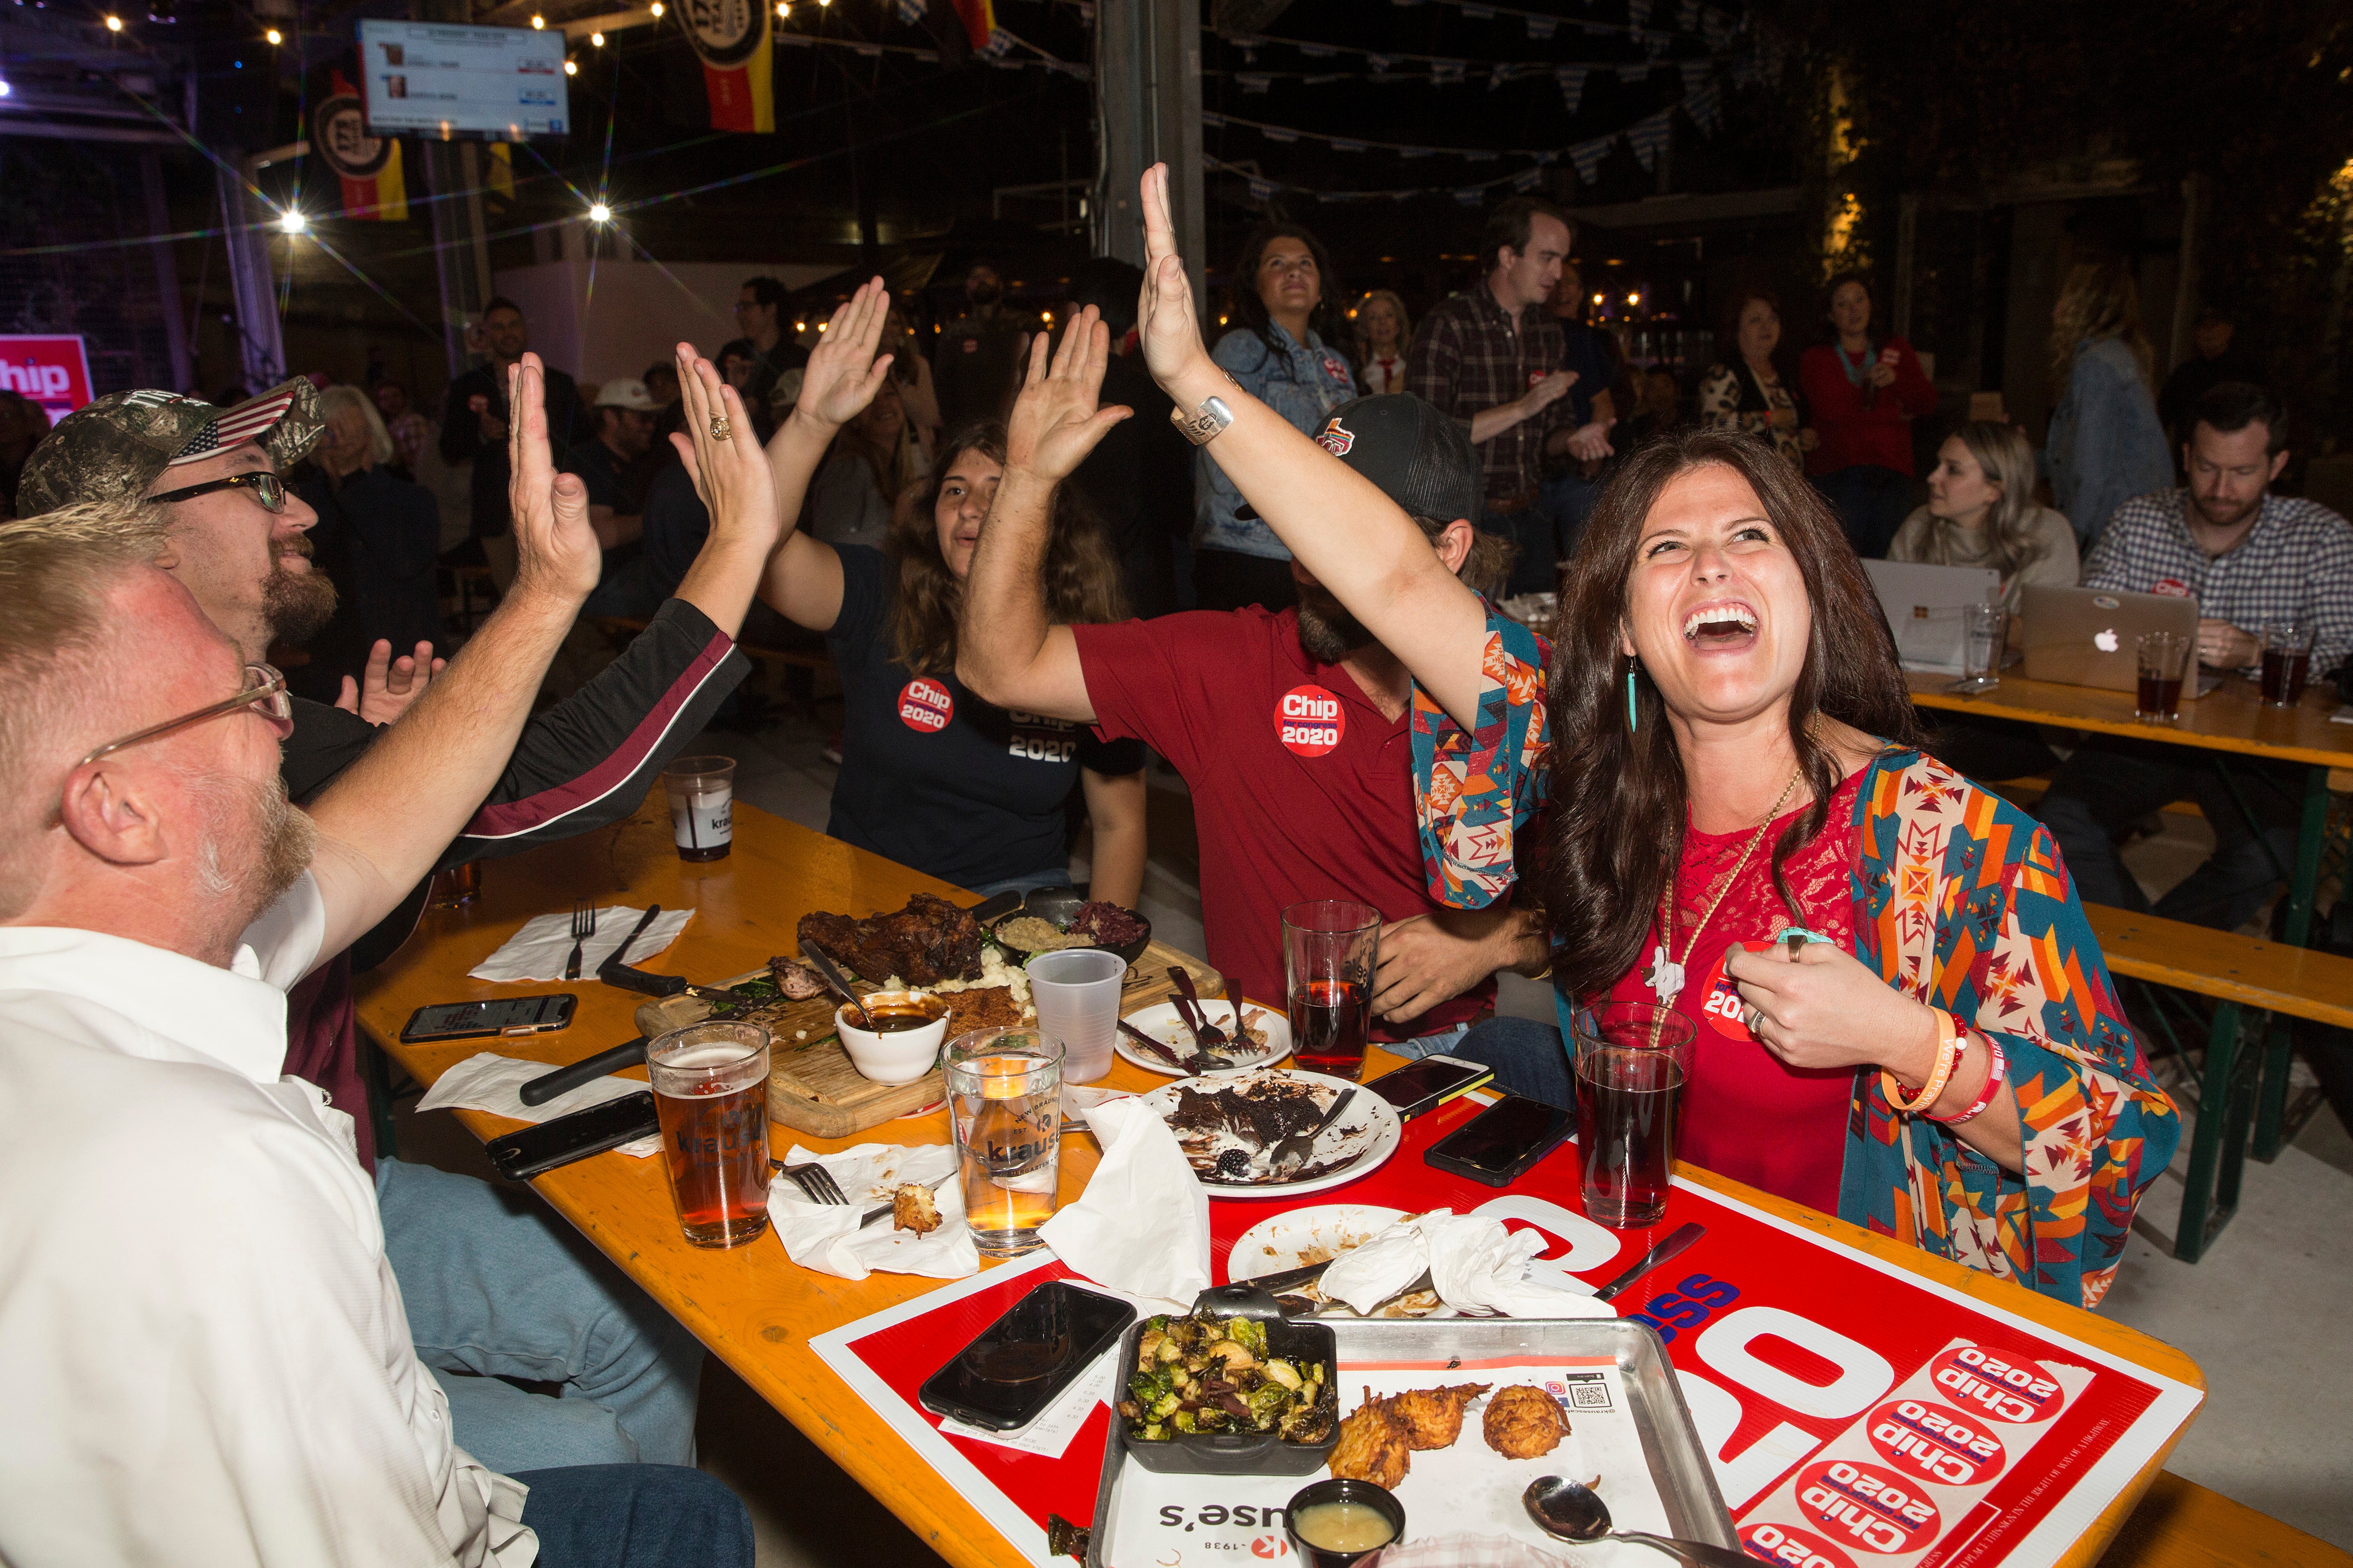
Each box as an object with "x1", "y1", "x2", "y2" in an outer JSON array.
[{"x1": 353, "y1": 791, "x2": 2306, "y2": 1568}]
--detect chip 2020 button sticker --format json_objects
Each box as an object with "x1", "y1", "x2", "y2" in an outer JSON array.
[
  {"x1": 898, "y1": 677, "x2": 953, "y2": 734},
  {"x1": 1793, "y1": 1459, "x2": 1940, "y2": 1555},
  {"x1": 1275, "y1": 683, "x2": 1344, "y2": 758},
  {"x1": 1866, "y1": 1398, "x2": 2007, "y2": 1488},
  {"x1": 1739, "y1": 1520, "x2": 1861, "y2": 1568},
  {"x1": 1929, "y1": 1345, "x2": 2066, "y2": 1424}
]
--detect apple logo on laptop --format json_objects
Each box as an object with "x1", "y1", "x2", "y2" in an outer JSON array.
[{"x1": 2095, "y1": 629, "x2": 2120, "y2": 652}]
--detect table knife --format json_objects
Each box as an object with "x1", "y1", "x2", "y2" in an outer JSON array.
[{"x1": 1591, "y1": 1221, "x2": 1706, "y2": 1303}]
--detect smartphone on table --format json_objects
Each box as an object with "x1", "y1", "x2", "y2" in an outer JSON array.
[
  {"x1": 1423, "y1": 1094, "x2": 1572, "y2": 1187},
  {"x1": 401, "y1": 994, "x2": 576, "y2": 1044},
  {"x1": 917, "y1": 1280, "x2": 1137, "y2": 1432},
  {"x1": 1365, "y1": 1053, "x2": 1494, "y2": 1120},
  {"x1": 485, "y1": 1091, "x2": 660, "y2": 1182}
]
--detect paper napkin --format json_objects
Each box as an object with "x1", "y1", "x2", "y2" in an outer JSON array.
[
  {"x1": 468, "y1": 905, "x2": 693, "y2": 982},
  {"x1": 768, "y1": 1142, "x2": 978, "y2": 1281},
  {"x1": 414, "y1": 1051, "x2": 663, "y2": 1157},
  {"x1": 1039, "y1": 1096, "x2": 1210, "y2": 1311},
  {"x1": 1424, "y1": 1212, "x2": 1613, "y2": 1318},
  {"x1": 1318, "y1": 1212, "x2": 1440, "y2": 1315}
]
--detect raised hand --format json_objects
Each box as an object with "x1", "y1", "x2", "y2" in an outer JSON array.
[
  {"x1": 792, "y1": 277, "x2": 898, "y2": 432},
  {"x1": 1004, "y1": 307, "x2": 1131, "y2": 484},
  {"x1": 671, "y1": 339, "x2": 781, "y2": 552},
  {"x1": 335, "y1": 638, "x2": 444, "y2": 724},
  {"x1": 1135, "y1": 162, "x2": 1215, "y2": 392},
  {"x1": 505, "y1": 352, "x2": 600, "y2": 602}
]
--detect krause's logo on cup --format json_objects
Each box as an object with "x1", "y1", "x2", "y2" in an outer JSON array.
[
  {"x1": 898, "y1": 677, "x2": 953, "y2": 733},
  {"x1": 1276, "y1": 683, "x2": 1344, "y2": 757},
  {"x1": 1929, "y1": 1344, "x2": 2065, "y2": 1424},
  {"x1": 1793, "y1": 1459, "x2": 1940, "y2": 1554},
  {"x1": 1867, "y1": 1398, "x2": 2007, "y2": 1488}
]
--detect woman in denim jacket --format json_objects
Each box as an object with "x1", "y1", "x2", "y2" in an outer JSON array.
[
  {"x1": 2042, "y1": 262, "x2": 2172, "y2": 550},
  {"x1": 1190, "y1": 221, "x2": 1359, "y2": 612}
]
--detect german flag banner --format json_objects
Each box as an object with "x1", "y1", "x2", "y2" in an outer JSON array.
[
  {"x1": 311, "y1": 68, "x2": 408, "y2": 220},
  {"x1": 681, "y1": 0, "x2": 775, "y2": 133},
  {"x1": 949, "y1": 0, "x2": 1012, "y2": 55}
]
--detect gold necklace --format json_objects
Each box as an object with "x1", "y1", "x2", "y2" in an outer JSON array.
[{"x1": 1645, "y1": 765, "x2": 1804, "y2": 1007}]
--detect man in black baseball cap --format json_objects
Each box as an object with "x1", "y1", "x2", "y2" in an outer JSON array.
[{"x1": 959, "y1": 313, "x2": 1544, "y2": 1058}]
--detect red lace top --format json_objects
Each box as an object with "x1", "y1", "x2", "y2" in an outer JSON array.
[{"x1": 1602, "y1": 767, "x2": 1868, "y2": 1214}]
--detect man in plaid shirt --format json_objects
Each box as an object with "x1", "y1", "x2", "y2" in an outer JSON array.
[
  {"x1": 2036, "y1": 382, "x2": 2353, "y2": 930},
  {"x1": 1408, "y1": 197, "x2": 1612, "y2": 597}
]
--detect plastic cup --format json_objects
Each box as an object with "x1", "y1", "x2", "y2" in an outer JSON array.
[
  {"x1": 661, "y1": 755, "x2": 736, "y2": 861},
  {"x1": 1024, "y1": 948, "x2": 1127, "y2": 1084}
]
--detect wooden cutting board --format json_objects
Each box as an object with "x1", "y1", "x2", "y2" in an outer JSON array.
[{"x1": 636, "y1": 940, "x2": 1225, "y2": 1138}]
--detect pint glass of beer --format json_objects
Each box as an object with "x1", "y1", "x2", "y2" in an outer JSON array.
[
  {"x1": 1571, "y1": 1003, "x2": 1695, "y2": 1229},
  {"x1": 647, "y1": 1022, "x2": 772, "y2": 1249}
]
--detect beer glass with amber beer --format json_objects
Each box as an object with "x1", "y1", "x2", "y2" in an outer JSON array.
[
  {"x1": 947, "y1": 1028, "x2": 1064, "y2": 1257},
  {"x1": 647, "y1": 1022, "x2": 772, "y2": 1249}
]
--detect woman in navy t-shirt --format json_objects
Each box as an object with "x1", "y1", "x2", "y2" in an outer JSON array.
[{"x1": 753, "y1": 281, "x2": 1147, "y2": 902}]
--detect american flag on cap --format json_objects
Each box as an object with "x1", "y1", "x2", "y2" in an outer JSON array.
[{"x1": 168, "y1": 386, "x2": 302, "y2": 466}]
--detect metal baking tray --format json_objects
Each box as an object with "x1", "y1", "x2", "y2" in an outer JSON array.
[{"x1": 1085, "y1": 1316, "x2": 1735, "y2": 1568}]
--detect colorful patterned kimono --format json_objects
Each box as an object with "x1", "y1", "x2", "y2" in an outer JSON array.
[{"x1": 1409, "y1": 615, "x2": 2179, "y2": 1309}]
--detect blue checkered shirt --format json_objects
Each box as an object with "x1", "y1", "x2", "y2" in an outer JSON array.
[{"x1": 2082, "y1": 488, "x2": 2353, "y2": 673}]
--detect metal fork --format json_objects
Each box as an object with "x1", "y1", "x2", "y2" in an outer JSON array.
[
  {"x1": 777, "y1": 1162, "x2": 849, "y2": 1205},
  {"x1": 563, "y1": 900, "x2": 597, "y2": 981}
]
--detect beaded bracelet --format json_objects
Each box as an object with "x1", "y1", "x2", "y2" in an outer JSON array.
[
  {"x1": 1924, "y1": 1026, "x2": 2009, "y2": 1126},
  {"x1": 1883, "y1": 1006, "x2": 1961, "y2": 1114}
]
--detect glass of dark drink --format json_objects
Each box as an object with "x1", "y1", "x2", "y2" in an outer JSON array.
[
  {"x1": 430, "y1": 860, "x2": 480, "y2": 909},
  {"x1": 2261, "y1": 620, "x2": 2315, "y2": 707},
  {"x1": 2134, "y1": 632, "x2": 2191, "y2": 723},
  {"x1": 1571, "y1": 1002, "x2": 1695, "y2": 1229},
  {"x1": 661, "y1": 756, "x2": 736, "y2": 861},
  {"x1": 647, "y1": 1021, "x2": 772, "y2": 1249},
  {"x1": 1281, "y1": 901, "x2": 1381, "y2": 1080}
]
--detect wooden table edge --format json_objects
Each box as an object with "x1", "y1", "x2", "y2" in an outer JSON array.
[{"x1": 1906, "y1": 672, "x2": 2353, "y2": 770}]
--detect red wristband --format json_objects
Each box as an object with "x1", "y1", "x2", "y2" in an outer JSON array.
[{"x1": 1924, "y1": 1027, "x2": 2008, "y2": 1126}]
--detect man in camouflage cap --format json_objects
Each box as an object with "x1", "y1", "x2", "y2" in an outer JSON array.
[{"x1": 18, "y1": 379, "x2": 346, "y2": 681}]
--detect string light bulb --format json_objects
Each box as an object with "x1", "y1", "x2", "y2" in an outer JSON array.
[
  {"x1": 588, "y1": 201, "x2": 611, "y2": 223},
  {"x1": 590, "y1": 30, "x2": 604, "y2": 45},
  {"x1": 104, "y1": 12, "x2": 124, "y2": 29},
  {"x1": 529, "y1": 13, "x2": 545, "y2": 27},
  {"x1": 562, "y1": 57, "x2": 577, "y2": 74},
  {"x1": 1625, "y1": 291, "x2": 1640, "y2": 305},
  {"x1": 777, "y1": 0, "x2": 788, "y2": 14},
  {"x1": 1591, "y1": 293, "x2": 1604, "y2": 305},
  {"x1": 264, "y1": 26, "x2": 281, "y2": 43},
  {"x1": 278, "y1": 209, "x2": 307, "y2": 235},
  {"x1": 649, "y1": 1, "x2": 662, "y2": 14}
]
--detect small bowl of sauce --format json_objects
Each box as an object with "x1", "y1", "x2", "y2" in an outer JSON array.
[
  {"x1": 1286, "y1": 1478, "x2": 1404, "y2": 1568},
  {"x1": 837, "y1": 991, "x2": 949, "y2": 1084}
]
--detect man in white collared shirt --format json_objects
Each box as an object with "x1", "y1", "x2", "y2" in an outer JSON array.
[{"x1": 0, "y1": 362, "x2": 752, "y2": 1566}]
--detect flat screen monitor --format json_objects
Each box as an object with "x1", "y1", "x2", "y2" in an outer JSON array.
[{"x1": 357, "y1": 19, "x2": 569, "y2": 140}]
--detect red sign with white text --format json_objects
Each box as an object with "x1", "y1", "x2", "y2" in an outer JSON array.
[
  {"x1": 809, "y1": 1097, "x2": 2200, "y2": 1568},
  {"x1": 0, "y1": 334, "x2": 95, "y2": 422}
]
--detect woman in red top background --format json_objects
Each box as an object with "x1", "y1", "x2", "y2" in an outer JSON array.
[{"x1": 1800, "y1": 271, "x2": 1936, "y2": 558}]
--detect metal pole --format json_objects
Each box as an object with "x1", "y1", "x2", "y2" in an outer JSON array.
[
  {"x1": 141, "y1": 152, "x2": 195, "y2": 392},
  {"x1": 1095, "y1": 0, "x2": 1205, "y2": 313},
  {"x1": 213, "y1": 152, "x2": 287, "y2": 389}
]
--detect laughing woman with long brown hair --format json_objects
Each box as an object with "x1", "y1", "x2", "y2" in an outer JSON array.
[
  {"x1": 741, "y1": 281, "x2": 1146, "y2": 903},
  {"x1": 1119, "y1": 165, "x2": 2176, "y2": 1307}
]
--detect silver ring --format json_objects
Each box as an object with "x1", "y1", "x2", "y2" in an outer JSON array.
[
  {"x1": 1744, "y1": 1005, "x2": 1766, "y2": 1036},
  {"x1": 708, "y1": 414, "x2": 733, "y2": 442}
]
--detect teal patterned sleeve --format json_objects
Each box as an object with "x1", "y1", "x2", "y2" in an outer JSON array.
[{"x1": 1409, "y1": 612, "x2": 1552, "y2": 910}]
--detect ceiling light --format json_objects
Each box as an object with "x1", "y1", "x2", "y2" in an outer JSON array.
[
  {"x1": 563, "y1": 57, "x2": 577, "y2": 74},
  {"x1": 264, "y1": 26, "x2": 281, "y2": 43},
  {"x1": 1626, "y1": 292, "x2": 1640, "y2": 305},
  {"x1": 649, "y1": 2, "x2": 663, "y2": 14},
  {"x1": 279, "y1": 209, "x2": 307, "y2": 235},
  {"x1": 777, "y1": 0, "x2": 788, "y2": 14},
  {"x1": 588, "y1": 201, "x2": 611, "y2": 222},
  {"x1": 1591, "y1": 293, "x2": 1603, "y2": 305},
  {"x1": 530, "y1": 13, "x2": 545, "y2": 27},
  {"x1": 104, "y1": 12, "x2": 123, "y2": 29}
]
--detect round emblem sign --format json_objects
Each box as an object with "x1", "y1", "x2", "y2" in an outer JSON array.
[
  {"x1": 1793, "y1": 1459, "x2": 1941, "y2": 1555},
  {"x1": 1275, "y1": 683, "x2": 1344, "y2": 757},
  {"x1": 1867, "y1": 1398, "x2": 2008, "y2": 1488},
  {"x1": 897, "y1": 677, "x2": 953, "y2": 733},
  {"x1": 1928, "y1": 1344, "x2": 2066, "y2": 1424},
  {"x1": 311, "y1": 94, "x2": 391, "y2": 180},
  {"x1": 682, "y1": 0, "x2": 765, "y2": 68},
  {"x1": 1738, "y1": 1522, "x2": 1860, "y2": 1568},
  {"x1": 1694, "y1": 939, "x2": 1777, "y2": 1041}
]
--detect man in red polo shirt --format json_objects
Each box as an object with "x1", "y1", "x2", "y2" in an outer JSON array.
[{"x1": 961, "y1": 318, "x2": 1546, "y2": 1047}]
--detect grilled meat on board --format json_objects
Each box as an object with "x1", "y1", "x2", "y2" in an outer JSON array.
[{"x1": 797, "y1": 893, "x2": 984, "y2": 987}]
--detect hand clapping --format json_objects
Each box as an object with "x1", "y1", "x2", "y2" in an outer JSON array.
[
  {"x1": 1135, "y1": 163, "x2": 1216, "y2": 393},
  {"x1": 1004, "y1": 307, "x2": 1130, "y2": 485},
  {"x1": 670, "y1": 340, "x2": 780, "y2": 553},
  {"x1": 791, "y1": 278, "x2": 898, "y2": 434},
  {"x1": 503, "y1": 352, "x2": 601, "y2": 603}
]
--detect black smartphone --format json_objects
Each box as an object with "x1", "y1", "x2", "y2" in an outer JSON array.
[
  {"x1": 1423, "y1": 1094, "x2": 1573, "y2": 1187},
  {"x1": 402, "y1": 994, "x2": 577, "y2": 1044},
  {"x1": 1365, "y1": 1053, "x2": 1496, "y2": 1120},
  {"x1": 917, "y1": 1281, "x2": 1136, "y2": 1432},
  {"x1": 485, "y1": 1091, "x2": 660, "y2": 1182}
]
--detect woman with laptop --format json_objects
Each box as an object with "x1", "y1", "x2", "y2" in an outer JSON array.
[
  {"x1": 1119, "y1": 163, "x2": 2178, "y2": 1307},
  {"x1": 1887, "y1": 422, "x2": 2081, "y2": 781}
]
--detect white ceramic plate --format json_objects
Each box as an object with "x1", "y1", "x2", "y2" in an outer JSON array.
[
  {"x1": 1139, "y1": 1068, "x2": 1401, "y2": 1199},
  {"x1": 1226, "y1": 1204, "x2": 1454, "y2": 1318},
  {"x1": 1113, "y1": 999, "x2": 1291, "y2": 1076}
]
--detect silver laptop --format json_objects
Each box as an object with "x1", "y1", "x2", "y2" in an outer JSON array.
[
  {"x1": 2020, "y1": 583, "x2": 2218, "y2": 697},
  {"x1": 1865, "y1": 560, "x2": 2001, "y2": 675}
]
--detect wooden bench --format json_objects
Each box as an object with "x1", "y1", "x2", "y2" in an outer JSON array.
[{"x1": 2085, "y1": 903, "x2": 2353, "y2": 1262}]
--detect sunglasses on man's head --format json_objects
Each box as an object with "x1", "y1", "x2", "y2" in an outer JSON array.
[{"x1": 148, "y1": 471, "x2": 287, "y2": 514}]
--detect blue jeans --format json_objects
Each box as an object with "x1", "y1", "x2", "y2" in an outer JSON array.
[
  {"x1": 1450, "y1": 1015, "x2": 1576, "y2": 1109},
  {"x1": 1539, "y1": 468, "x2": 1603, "y2": 564},
  {"x1": 377, "y1": 1157, "x2": 705, "y2": 1474},
  {"x1": 515, "y1": 1464, "x2": 754, "y2": 1568},
  {"x1": 1383, "y1": 1022, "x2": 1471, "y2": 1061},
  {"x1": 1812, "y1": 464, "x2": 1912, "y2": 560}
]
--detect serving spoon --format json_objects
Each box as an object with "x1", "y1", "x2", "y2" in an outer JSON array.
[{"x1": 1521, "y1": 1476, "x2": 1752, "y2": 1568}]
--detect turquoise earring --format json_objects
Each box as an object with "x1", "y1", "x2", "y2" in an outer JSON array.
[{"x1": 1625, "y1": 666, "x2": 1639, "y2": 732}]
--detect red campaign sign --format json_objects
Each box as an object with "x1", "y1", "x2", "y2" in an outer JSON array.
[
  {"x1": 810, "y1": 1097, "x2": 2198, "y2": 1568},
  {"x1": 0, "y1": 334, "x2": 95, "y2": 421}
]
